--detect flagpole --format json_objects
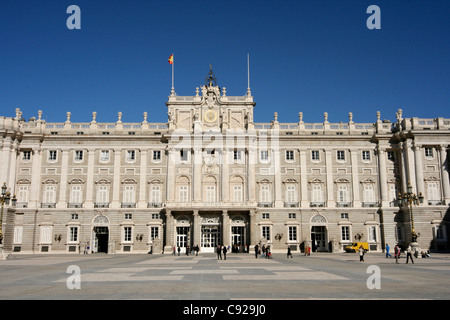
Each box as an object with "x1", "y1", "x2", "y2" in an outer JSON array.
[
  {"x1": 172, "y1": 53, "x2": 174, "y2": 90},
  {"x1": 247, "y1": 53, "x2": 251, "y2": 96}
]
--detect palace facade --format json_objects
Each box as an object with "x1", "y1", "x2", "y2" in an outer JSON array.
[{"x1": 1, "y1": 70, "x2": 449, "y2": 255}]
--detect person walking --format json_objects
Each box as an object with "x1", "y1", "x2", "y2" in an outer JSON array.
[
  {"x1": 287, "y1": 246, "x2": 293, "y2": 258},
  {"x1": 254, "y1": 244, "x2": 259, "y2": 259},
  {"x1": 394, "y1": 244, "x2": 400, "y2": 264},
  {"x1": 177, "y1": 246, "x2": 181, "y2": 256},
  {"x1": 265, "y1": 245, "x2": 271, "y2": 259},
  {"x1": 406, "y1": 244, "x2": 415, "y2": 264},
  {"x1": 359, "y1": 245, "x2": 365, "y2": 262},
  {"x1": 386, "y1": 243, "x2": 392, "y2": 258},
  {"x1": 223, "y1": 245, "x2": 228, "y2": 260}
]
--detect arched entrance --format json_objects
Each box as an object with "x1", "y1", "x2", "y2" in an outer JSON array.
[
  {"x1": 92, "y1": 215, "x2": 110, "y2": 253},
  {"x1": 310, "y1": 214, "x2": 328, "y2": 252},
  {"x1": 201, "y1": 215, "x2": 221, "y2": 253},
  {"x1": 231, "y1": 215, "x2": 247, "y2": 253}
]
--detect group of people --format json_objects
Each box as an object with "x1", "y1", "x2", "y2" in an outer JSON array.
[
  {"x1": 384, "y1": 243, "x2": 431, "y2": 264},
  {"x1": 216, "y1": 245, "x2": 228, "y2": 260},
  {"x1": 172, "y1": 245, "x2": 200, "y2": 256},
  {"x1": 254, "y1": 244, "x2": 272, "y2": 259}
]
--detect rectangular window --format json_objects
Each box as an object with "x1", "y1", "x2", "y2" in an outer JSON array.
[
  {"x1": 368, "y1": 226, "x2": 377, "y2": 242},
  {"x1": 285, "y1": 185, "x2": 297, "y2": 203},
  {"x1": 100, "y1": 150, "x2": 110, "y2": 162},
  {"x1": 425, "y1": 147, "x2": 433, "y2": 158},
  {"x1": 125, "y1": 213, "x2": 132, "y2": 220},
  {"x1": 285, "y1": 150, "x2": 294, "y2": 161},
  {"x1": 14, "y1": 226, "x2": 23, "y2": 244},
  {"x1": 362, "y1": 150, "x2": 370, "y2": 161},
  {"x1": 40, "y1": 226, "x2": 52, "y2": 244},
  {"x1": 341, "y1": 226, "x2": 350, "y2": 241},
  {"x1": 123, "y1": 186, "x2": 136, "y2": 204},
  {"x1": 123, "y1": 227, "x2": 132, "y2": 242},
  {"x1": 48, "y1": 150, "x2": 57, "y2": 161},
  {"x1": 233, "y1": 150, "x2": 241, "y2": 161},
  {"x1": 311, "y1": 185, "x2": 323, "y2": 203},
  {"x1": 71, "y1": 213, "x2": 79, "y2": 220},
  {"x1": 70, "y1": 186, "x2": 82, "y2": 204},
  {"x1": 338, "y1": 185, "x2": 348, "y2": 203},
  {"x1": 151, "y1": 213, "x2": 159, "y2": 220},
  {"x1": 288, "y1": 226, "x2": 297, "y2": 242},
  {"x1": 260, "y1": 185, "x2": 271, "y2": 203},
  {"x1": 127, "y1": 150, "x2": 136, "y2": 161},
  {"x1": 43, "y1": 185, "x2": 56, "y2": 204},
  {"x1": 427, "y1": 182, "x2": 440, "y2": 201},
  {"x1": 150, "y1": 226, "x2": 159, "y2": 240},
  {"x1": 180, "y1": 150, "x2": 188, "y2": 161},
  {"x1": 262, "y1": 213, "x2": 270, "y2": 220},
  {"x1": 96, "y1": 186, "x2": 109, "y2": 204},
  {"x1": 206, "y1": 185, "x2": 216, "y2": 203},
  {"x1": 150, "y1": 185, "x2": 161, "y2": 203},
  {"x1": 260, "y1": 150, "x2": 269, "y2": 161},
  {"x1": 69, "y1": 227, "x2": 79, "y2": 242},
  {"x1": 179, "y1": 186, "x2": 189, "y2": 202},
  {"x1": 289, "y1": 213, "x2": 296, "y2": 219},
  {"x1": 363, "y1": 185, "x2": 375, "y2": 203},
  {"x1": 75, "y1": 150, "x2": 83, "y2": 161},
  {"x1": 23, "y1": 151, "x2": 31, "y2": 161},
  {"x1": 341, "y1": 213, "x2": 349, "y2": 219},
  {"x1": 262, "y1": 226, "x2": 271, "y2": 241},
  {"x1": 387, "y1": 151, "x2": 395, "y2": 161},
  {"x1": 311, "y1": 150, "x2": 320, "y2": 161},
  {"x1": 337, "y1": 150, "x2": 345, "y2": 161},
  {"x1": 153, "y1": 150, "x2": 161, "y2": 161},
  {"x1": 18, "y1": 186, "x2": 29, "y2": 204},
  {"x1": 233, "y1": 185, "x2": 243, "y2": 202}
]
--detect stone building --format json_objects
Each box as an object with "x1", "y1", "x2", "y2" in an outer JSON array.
[{"x1": 0, "y1": 69, "x2": 449, "y2": 255}]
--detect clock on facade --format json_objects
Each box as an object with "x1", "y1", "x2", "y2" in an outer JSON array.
[{"x1": 204, "y1": 110, "x2": 217, "y2": 123}]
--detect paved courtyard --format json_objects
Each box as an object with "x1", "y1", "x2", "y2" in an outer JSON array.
[{"x1": 1, "y1": 251, "x2": 450, "y2": 300}]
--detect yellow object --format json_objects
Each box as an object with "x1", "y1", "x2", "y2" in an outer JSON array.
[{"x1": 345, "y1": 242, "x2": 369, "y2": 253}]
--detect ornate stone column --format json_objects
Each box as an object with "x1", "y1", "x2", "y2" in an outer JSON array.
[
  {"x1": 376, "y1": 146, "x2": 389, "y2": 207},
  {"x1": 57, "y1": 149, "x2": 69, "y2": 209},
  {"x1": 84, "y1": 148, "x2": 95, "y2": 209},
  {"x1": 413, "y1": 142, "x2": 425, "y2": 200},
  {"x1": 111, "y1": 149, "x2": 122, "y2": 208},
  {"x1": 350, "y1": 149, "x2": 361, "y2": 207},
  {"x1": 29, "y1": 146, "x2": 42, "y2": 209},
  {"x1": 164, "y1": 210, "x2": 174, "y2": 253},
  {"x1": 192, "y1": 210, "x2": 200, "y2": 248},
  {"x1": 439, "y1": 145, "x2": 450, "y2": 204},
  {"x1": 222, "y1": 210, "x2": 230, "y2": 246}
]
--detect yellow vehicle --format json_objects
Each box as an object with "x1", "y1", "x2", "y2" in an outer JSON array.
[{"x1": 345, "y1": 242, "x2": 369, "y2": 253}]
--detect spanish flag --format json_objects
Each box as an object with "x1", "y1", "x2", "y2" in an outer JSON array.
[{"x1": 168, "y1": 54, "x2": 174, "y2": 64}]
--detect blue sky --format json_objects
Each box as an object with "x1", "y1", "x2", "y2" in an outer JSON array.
[{"x1": 1, "y1": 0, "x2": 449, "y2": 124}]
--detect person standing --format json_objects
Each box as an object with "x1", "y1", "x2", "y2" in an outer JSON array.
[
  {"x1": 359, "y1": 245, "x2": 365, "y2": 262},
  {"x1": 177, "y1": 246, "x2": 181, "y2": 256},
  {"x1": 386, "y1": 244, "x2": 392, "y2": 258},
  {"x1": 406, "y1": 244, "x2": 415, "y2": 264},
  {"x1": 254, "y1": 244, "x2": 259, "y2": 259},
  {"x1": 287, "y1": 246, "x2": 293, "y2": 258},
  {"x1": 223, "y1": 245, "x2": 228, "y2": 260},
  {"x1": 394, "y1": 244, "x2": 400, "y2": 264},
  {"x1": 217, "y1": 245, "x2": 222, "y2": 260}
]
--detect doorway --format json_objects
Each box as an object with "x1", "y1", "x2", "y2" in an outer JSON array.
[
  {"x1": 311, "y1": 226, "x2": 327, "y2": 252},
  {"x1": 93, "y1": 226, "x2": 109, "y2": 253},
  {"x1": 201, "y1": 225, "x2": 221, "y2": 253},
  {"x1": 176, "y1": 226, "x2": 190, "y2": 253}
]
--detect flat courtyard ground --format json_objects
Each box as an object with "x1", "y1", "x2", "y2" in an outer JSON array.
[{"x1": 1, "y1": 251, "x2": 449, "y2": 301}]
